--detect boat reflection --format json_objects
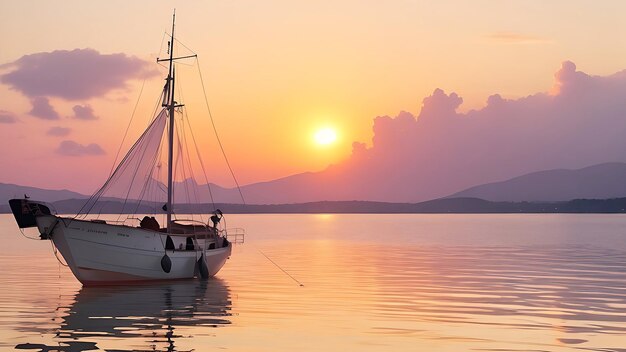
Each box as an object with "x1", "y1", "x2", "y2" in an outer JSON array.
[{"x1": 16, "y1": 279, "x2": 231, "y2": 352}]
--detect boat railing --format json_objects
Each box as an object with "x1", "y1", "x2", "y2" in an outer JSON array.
[{"x1": 224, "y1": 227, "x2": 245, "y2": 244}]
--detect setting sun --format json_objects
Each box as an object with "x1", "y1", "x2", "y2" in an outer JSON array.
[{"x1": 314, "y1": 128, "x2": 337, "y2": 145}]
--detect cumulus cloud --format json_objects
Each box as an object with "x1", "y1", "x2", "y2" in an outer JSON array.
[
  {"x1": 0, "y1": 110, "x2": 17, "y2": 123},
  {"x1": 47, "y1": 126, "x2": 71, "y2": 136},
  {"x1": 251, "y1": 61, "x2": 626, "y2": 203},
  {"x1": 330, "y1": 60, "x2": 626, "y2": 202},
  {"x1": 70, "y1": 104, "x2": 99, "y2": 120},
  {"x1": 56, "y1": 140, "x2": 105, "y2": 156},
  {"x1": 29, "y1": 96, "x2": 59, "y2": 120},
  {"x1": 0, "y1": 48, "x2": 158, "y2": 100}
]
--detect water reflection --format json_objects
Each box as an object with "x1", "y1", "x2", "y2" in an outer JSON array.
[
  {"x1": 370, "y1": 246, "x2": 626, "y2": 335},
  {"x1": 3, "y1": 214, "x2": 626, "y2": 351},
  {"x1": 16, "y1": 279, "x2": 231, "y2": 352},
  {"x1": 244, "y1": 242, "x2": 626, "y2": 351}
]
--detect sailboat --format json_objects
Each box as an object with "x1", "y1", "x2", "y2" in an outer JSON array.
[{"x1": 8, "y1": 13, "x2": 241, "y2": 285}]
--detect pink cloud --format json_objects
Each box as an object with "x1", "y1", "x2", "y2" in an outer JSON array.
[
  {"x1": 0, "y1": 110, "x2": 17, "y2": 123},
  {"x1": 335, "y1": 61, "x2": 626, "y2": 201},
  {"x1": 56, "y1": 140, "x2": 105, "y2": 156},
  {"x1": 0, "y1": 48, "x2": 158, "y2": 100},
  {"x1": 29, "y1": 96, "x2": 59, "y2": 120},
  {"x1": 71, "y1": 104, "x2": 98, "y2": 120}
]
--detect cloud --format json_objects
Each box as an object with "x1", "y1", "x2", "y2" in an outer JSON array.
[
  {"x1": 56, "y1": 140, "x2": 105, "y2": 156},
  {"x1": 486, "y1": 31, "x2": 550, "y2": 44},
  {"x1": 71, "y1": 104, "x2": 98, "y2": 120},
  {"x1": 330, "y1": 60, "x2": 626, "y2": 202},
  {"x1": 29, "y1": 96, "x2": 59, "y2": 120},
  {"x1": 47, "y1": 126, "x2": 71, "y2": 136},
  {"x1": 249, "y1": 61, "x2": 626, "y2": 203},
  {"x1": 0, "y1": 48, "x2": 159, "y2": 100},
  {"x1": 0, "y1": 110, "x2": 17, "y2": 123}
]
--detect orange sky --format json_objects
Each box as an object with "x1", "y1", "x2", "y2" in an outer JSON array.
[{"x1": 2, "y1": 1, "x2": 626, "y2": 193}]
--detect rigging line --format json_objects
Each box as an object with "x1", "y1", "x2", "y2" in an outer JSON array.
[
  {"x1": 132, "y1": 151, "x2": 160, "y2": 216},
  {"x1": 173, "y1": 37, "x2": 197, "y2": 55},
  {"x1": 154, "y1": 133, "x2": 168, "y2": 196},
  {"x1": 184, "y1": 107, "x2": 216, "y2": 209},
  {"x1": 174, "y1": 56, "x2": 215, "y2": 210},
  {"x1": 175, "y1": 117, "x2": 192, "y2": 213},
  {"x1": 257, "y1": 249, "x2": 304, "y2": 287},
  {"x1": 146, "y1": 137, "x2": 165, "y2": 215},
  {"x1": 178, "y1": 116, "x2": 194, "y2": 205},
  {"x1": 183, "y1": 119, "x2": 204, "y2": 221},
  {"x1": 108, "y1": 79, "x2": 146, "y2": 178},
  {"x1": 174, "y1": 77, "x2": 194, "y2": 210},
  {"x1": 178, "y1": 121, "x2": 196, "y2": 218},
  {"x1": 116, "y1": 112, "x2": 167, "y2": 221},
  {"x1": 75, "y1": 95, "x2": 164, "y2": 220},
  {"x1": 149, "y1": 82, "x2": 166, "y2": 124},
  {"x1": 133, "y1": 111, "x2": 168, "y2": 217},
  {"x1": 131, "y1": 134, "x2": 164, "y2": 216},
  {"x1": 179, "y1": 63, "x2": 215, "y2": 210},
  {"x1": 117, "y1": 117, "x2": 161, "y2": 221},
  {"x1": 156, "y1": 31, "x2": 170, "y2": 70},
  {"x1": 157, "y1": 31, "x2": 168, "y2": 60},
  {"x1": 153, "y1": 142, "x2": 163, "y2": 215},
  {"x1": 172, "y1": 60, "x2": 195, "y2": 67},
  {"x1": 177, "y1": 81, "x2": 206, "y2": 223},
  {"x1": 181, "y1": 114, "x2": 203, "y2": 220},
  {"x1": 171, "y1": 115, "x2": 186, "y2": 217},
  {"x1": 142, "y1": 163, "x2": 153, "y2": 216},
  {"x1": 196, "y1": 57, "x2": 246, "y2": 205}
]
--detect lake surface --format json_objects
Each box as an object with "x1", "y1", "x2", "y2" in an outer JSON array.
[{"x1": 0, "y1": 213, "x2": 625, "y2": 351}]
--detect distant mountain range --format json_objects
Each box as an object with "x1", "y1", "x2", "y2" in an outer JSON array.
[
  {"x1": 2, "y1": 197, "x2": 626, "y2": 214},
  {"x1": 449, "y1": 162, "x2": 626, "y2": 201},
  {"x1": 178, "y1": 162, "x2": 626, "y2": 204},
  {"x1": 2, "y1": 162, "x2": 626, "y2": 212},
  {"x1": 0, "y1": 183, "x2": 86, "y2": 203},
  {"x1": 113, "y1": 162, "x2": 626, "y2": 204}
]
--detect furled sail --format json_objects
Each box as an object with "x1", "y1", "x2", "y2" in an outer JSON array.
[{"x1": 76, "y1": 109, "x2": 168, "y2": 218}]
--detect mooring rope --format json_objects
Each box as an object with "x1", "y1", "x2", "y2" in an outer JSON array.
[{"x1": 257, "y1": 249, "x2": 304, "y2": 287}]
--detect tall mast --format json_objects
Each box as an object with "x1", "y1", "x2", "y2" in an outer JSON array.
[
  {"x1": 156, "y1": 11, "x2": 195, "y2": 231},
  {"x1": 166, "y1": 11, "x2": 176, "y2": 231}
]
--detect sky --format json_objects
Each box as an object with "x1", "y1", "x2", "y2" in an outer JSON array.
[{"x1": 2, "y1": 1, "x2": 626, "y2": 194}]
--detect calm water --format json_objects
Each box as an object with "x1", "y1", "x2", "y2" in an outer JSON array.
[{"x1": 0, "y1": 214, "x2": 625, "y2": 351}]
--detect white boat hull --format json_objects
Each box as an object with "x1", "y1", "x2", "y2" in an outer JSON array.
[{"x1": 36, "y1": 215, "x2": 231, "y2": 285}]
